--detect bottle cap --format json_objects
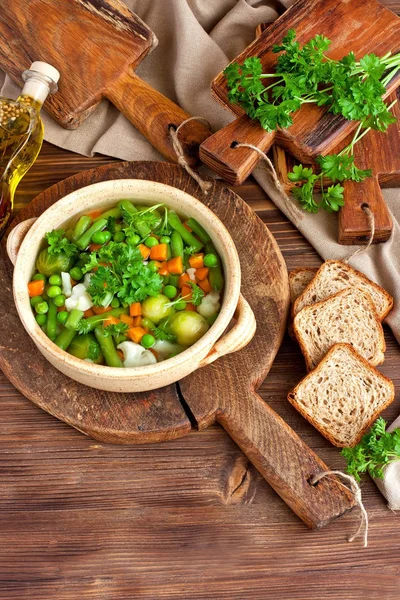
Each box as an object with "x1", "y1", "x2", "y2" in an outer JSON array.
[{"x1": 28, "y1": 61, "x2": 60, "y2": 84}]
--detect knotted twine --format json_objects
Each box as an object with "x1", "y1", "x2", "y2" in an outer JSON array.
[{"x1": 171, "y1": 127, "x2": 371, "y2": 547}]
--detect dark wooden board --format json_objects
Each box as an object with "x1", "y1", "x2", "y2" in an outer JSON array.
[
  {"x1": 0, "y1": 0, "x2": 210, "y2": 164},
  {"x1": 200, "y1": 0, "x2": 400, "y2": 184},
  {"x1": 1, "y1": 142, "x2": 400, "y2": 599},
  {"x1": 1, "y1": 161, "x2": 355, "y2": 528}
]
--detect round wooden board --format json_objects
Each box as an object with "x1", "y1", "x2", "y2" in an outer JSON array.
[{"x1": 0, "y1": 161, "x2": 288, "y2": 444}]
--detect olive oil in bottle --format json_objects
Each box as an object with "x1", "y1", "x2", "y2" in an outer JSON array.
[{"x1": 0, "y1": 62, "x2": 60, "y2": 236}]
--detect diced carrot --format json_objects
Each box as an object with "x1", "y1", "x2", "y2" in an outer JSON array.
[
  {"x1": 178, "y1": 273, "x2": 190, "y2": 288},
  {"x1": 195, "y1": 267, "x2": 209, "y2": 281},
  {"x1": 129, "y1": 302, "x2": 142, "y2": 317},
  {"x1": 181, "y1": 285, "x2": 192, "y2": 300},
  {"x1": 189, "y1": 254, "x2": 204, "y2": 269},
  {"x1": 183, "y1": 223, "x2": 192, "y2": 232},
  {"x1": 167, "y1": 256, "x2": 183, "y2": 275},
  {"x1": 150, "y1": 349, "x2": 158, "y2": 359},
  {"x1": 89, "y1": 243, "x2": 102, "y2": 252},
  {"x1": 28, "y1": 279, "x2": 45, "y2": 297},
  {"x1": 117, "y1": 350, "x2": 124, "y2": 361},
  {"x1": 198, "y1": 278, "x2": 212, "y2": 293},
  {"x1": 83, "y1": 308, "x2": 95, "y2": 318},
  {"x1": 92, "y1": 306, "x2": 113, "y2": 315},
  {"x1": 86, "y1": 209, "x2": 102, "y2": 219},
  {"x1": 104, "y1": 315, "x2": 120, "y2": 328},
  {"x1": 70, "y1": 279, "x2": 77, "y2": 286},
  {"x1": 127, "y1": 326, "x2": 147, "y2": 344},
  {"x1": 149, "y1": 243, "x2": 168, "y2": 261},
  {"x1": 57, "y1": 306, "x2": 66, "y2": 312},
  {"x1": 158, "y1": 262, "x2": 169, "y2": 276},
  {"x1": 120, "y1": 314, "x2": 134, "y2": 326},
  {"x1": 138, "y1": 244, "x2": 151, "y2": 260},
  {"x1": 185, "y1": 303, "x2": 196, "y2": 312},
  {"x1": 132, "y1": 316, "x2": 142, "y2": 326}
]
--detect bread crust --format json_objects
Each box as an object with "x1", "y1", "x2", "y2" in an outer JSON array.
[
  {"x1": 287, "y1": 343, "x2": 395, "y2": 447},
  {"x1": 293, "y1": 287, "x2": 386, "y2": 371},
  {"x1": 289, "y1": 267, "x2": 318, "y2": 303},
  {"x1": 292, "y1": 260, "x2": 394, "y2": 320}
]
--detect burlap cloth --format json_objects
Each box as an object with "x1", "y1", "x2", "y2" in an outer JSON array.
[{"x1": 1, "y1": 0, "x2": 399, "y2": 506}]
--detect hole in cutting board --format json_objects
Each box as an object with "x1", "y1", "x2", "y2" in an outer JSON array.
[{"x1": 230, "y1": 141, "x2": 239, "y2": 148}]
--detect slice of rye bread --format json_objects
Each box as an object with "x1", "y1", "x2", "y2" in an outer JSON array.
[
  {"x1": 293, "y1": 287, "x2": 385, "y2": 370},
  {"x1": 293, "y1": 260, "x2": 393, "y2": 320},
  {"x1": 289, "y1": 267, "x2": 318, "y2": 303},
  {"x1": 287, "y1": 343, "x2": 395, "y2": 447}
]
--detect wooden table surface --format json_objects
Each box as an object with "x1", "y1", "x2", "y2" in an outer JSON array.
[{"x1": 0, "y1": 141, "x2": 399, "y2": 600}]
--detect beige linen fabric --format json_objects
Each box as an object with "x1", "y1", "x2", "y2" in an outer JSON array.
[{"x1": 1, "y1": 0, "x2": 399, "y2": 503}]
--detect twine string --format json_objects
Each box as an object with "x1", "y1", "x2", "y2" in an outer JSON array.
[
  {"x1": 310, "y1": 470, "x2": 368, "y2": 547},
  {"x1": 343, "y1": 205, "x2": 375, "y2": 263},
  {"x1": 169, "y1": 117, "x2": 213, "y2": 195},
  {"x1": 234, "y1": 142, "x2": 304, "y2": 225}
]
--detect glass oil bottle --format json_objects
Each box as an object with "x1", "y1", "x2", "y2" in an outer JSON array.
[{"x1": 0, "y1": 61, "x2": 60, "y2": 236}]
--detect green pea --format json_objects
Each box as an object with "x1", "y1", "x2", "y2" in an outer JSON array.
[
  {"x1": 53, "y1": 294, "x2": 66, "y2": 308},
  {"x1": 203, "y1": 254, "x2": 218, "y2": 268},
  {"x1": 127, "y1": 234, "x2": 141, "y2": 246},
  {"x1": 57, "y1": 311, "x2": 69, "y2": 325},
  {"x1": 141, "y1": 333, "x2": 155, "y2": 349},
  {"x1": 35, "y1": 314, "x2": 47, "y2": 326},
  {"x1": 141, "y1": 318, "x2": 155, "y2": 330},
  {"x1": 160, "y1": 236, "x2": 171, "y2": 244},
  {"x1": 111, "y1": 297, "x2": 120, "y2": 308},
  {"x1": 69, "y1": 266, "x2": 83, "y2": 281},
  {"x1": 114, "y1": 223, "x2": 123, "y2": 232},
  {"x1": 92, "y1": 230, "x2": 111, "y2": 245},
  {"x1": 32, "y1": 273, "x2": 46, "y2": 282},
  {"x1": 164, "y1": 285, "x2": 177, "y2": 299},
  {"x1": 30, "y1": 295, "x2": 43, "y2": 307},
  {"x1": 174, "y1": 300, "x2": 187, "y2": 311},
  {"x1": 47, "y1": 285, "x2": 62, "y2": 298},
  {"x1": 148, "y1": 261, "x2": 159, "y2": 273},
  {"x1": 145, "y1": 236, "x2": 159, "y2": 248},
  {"x1": 113, "y1": 231, "x2": 125, "y2": 243},
  {"x1": 35, "y1": 301, "x2": 49, "y2": 315},
  {"x1": 49, "y1": 274, "x2": 62, "y2": 286}
]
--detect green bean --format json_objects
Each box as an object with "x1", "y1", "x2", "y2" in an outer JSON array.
[
  {"x1": 209, "y1": 265, "x2": 224, "y2": 291},
  {"x1": 72, "y1": 215, "x2": 92, "y2": 241},
  {"x1": 118, "y1": 200, "x2": 138, "y2": 215},
  {"x1": 94, "y1": 326, "x2": 123, "y2": 368},
  {"x1": 65, "y1": 308, "x2": 84, "y2": 331},
  {"x1": 171, "y1": 231, "x2": 184, "y2": 260},
  {"x1": 76, "y1": 218, "x2": 108, "y2": 250},
  {"x1": 186, "y1": 218, "x2": 211, "y2": 244},
  {"x1": 64, "y1": 228, "x2": 74, "y2": 241},
  {"x1": 169, "y1": 212, "x2": 203, "y2": 252},
  {"x1": 78, "y1": 307, "x2": 128, "y2": 333},
  {"x1": 168, "y1": 275, "x2": 180, "y2": 287},
  {"x1": 94, "y1": 207, "x2": 122, "y2": 221},
  {"x1": 55, "y1": 328, "x2": 76, "y2": 351},
  {"x1": 46, "y1": 299, "x2": 58, "y2": 341}
]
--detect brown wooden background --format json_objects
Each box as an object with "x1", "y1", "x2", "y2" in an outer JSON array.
[{"x1": 1, "y1": 1, "x2": 400, "y2": 595}]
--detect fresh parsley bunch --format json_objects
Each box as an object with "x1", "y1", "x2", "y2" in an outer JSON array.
[
  {"x1": 224, "y1": 29, "x2": 399, "y2": 213},
  {"x1": 342, "y1": 418, "x2": 400, "y2": 482}
]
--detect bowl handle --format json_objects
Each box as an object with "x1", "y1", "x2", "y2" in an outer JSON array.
[
  {"x1": 6, "y1": 218, "x2": 37, "y2": 266},
  {"x1": 200, "y1": 294, "x2": 256, "y2": 367}
]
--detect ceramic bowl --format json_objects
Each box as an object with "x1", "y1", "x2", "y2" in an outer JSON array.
[{"x1": 8, "y1": 179, "x2": 256, "y2": 392}]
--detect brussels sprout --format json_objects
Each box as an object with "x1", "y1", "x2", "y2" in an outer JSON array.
[
  {"x1": 142, "y1": 294, "x2": 173, "y2": 325},
  {"x1": 35, "y1": 248, "x2": 74, "y2": 277},
  {"x1": 169, "y1": 311, "x2": 209, "y2": 347},
  {"x1": 68, "y1": 333, "x2": 104, "y2": 364}
]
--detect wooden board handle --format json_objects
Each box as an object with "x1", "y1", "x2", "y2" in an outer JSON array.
[
  {"x1": 218, "y1": 389, "x2": 355, "y2": 528},
  {"x1": 106, "y1": 71, "x2": 211, "y2": 166},
  {"x1": 199, "y1": 114, "x2": 276, "y2": 185},
  {"x1": 338, "y1": 176, "x2": 393, "y2": 245}
]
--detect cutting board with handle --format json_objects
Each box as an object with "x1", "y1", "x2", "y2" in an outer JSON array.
[
  {"x1": 0, "y1": 0, "x2": 211, "y2": 166},
  {"x1": 0, "y1": 161, "x2": 355, "y2": 529},
  {"x1": 274, "y1": 87, "x2": 400, "y2": 244},
  {"x1": 199, "y1": 0, "x2": 400, "y2": 184}
]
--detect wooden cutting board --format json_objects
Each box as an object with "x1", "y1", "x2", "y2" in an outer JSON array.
[
  {"x1": 0, "y1": 161, "x2": 355, "y2": 529},
  {"x1": 274, "y1": 88, "x2": 400, "y2": 244},
  {"x1": 199, "y1": 0, "x2": 400, "y2": 184},
  {"x1": 0, "y1": 0, "x2": 210, "y2": 166}
]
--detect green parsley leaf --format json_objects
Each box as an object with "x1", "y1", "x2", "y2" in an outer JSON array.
[
  {"x1": 103, "y1": 322, "x2": 129, "y2": 338},
  {"x1": 45, "y1": 229, "x2": 78, "y2": 258},
  {"x1": 188, "y1": 282, "x2": 205, "y2": 306}
]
